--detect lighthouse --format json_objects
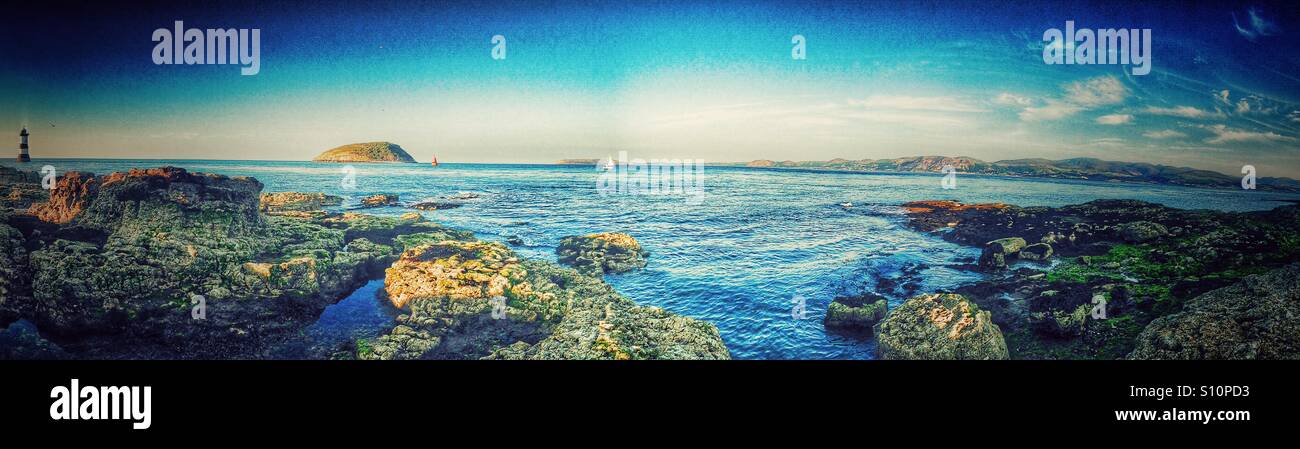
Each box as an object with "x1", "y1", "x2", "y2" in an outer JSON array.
[{"x1": 17, "y1": 126, "x2": 30, "y2": 162}]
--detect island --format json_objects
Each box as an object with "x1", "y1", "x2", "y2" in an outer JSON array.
[{"x1": 312, "y1": 142, "x2": 417, "y2": 163}]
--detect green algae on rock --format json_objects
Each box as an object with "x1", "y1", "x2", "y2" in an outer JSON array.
[
  {"x1": 1130, "y1": 264, "x2": 1300, "y2": 360},
  {"x1": 874, "y1": 293, "x2": 1009, "y2": 360},
  {"x1": 824, "y1": 293, "x2": 888, "y2": 334},
  {"x1": 311, "y1": 142, "x2": 417, "y2": 163}
]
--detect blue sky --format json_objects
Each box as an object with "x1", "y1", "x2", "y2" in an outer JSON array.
[{"x1": 2, "y1": 0, "x2": 1298, "y2": 176}]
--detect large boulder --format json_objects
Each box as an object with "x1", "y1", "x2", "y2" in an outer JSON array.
[
  {"x1": 1130, "y1": 264, "x2": 1300, "y2": 359},
  {"x1": 365, "y1": 241, "x2": 728, "y2": 360},
  {"x1": 556, "y1": 232, "x2": 649, "y2": 275},
  {"x1": 824, "y1": 293, "x2": 888, "y2": 333},
  {"x1": 874, "y1": 293, "x2": 1009, "y2": 360}
]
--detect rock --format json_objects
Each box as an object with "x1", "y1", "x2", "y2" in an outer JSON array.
[
  {"x1": 1130, "y1": 264, "x2": 1300, "y2": 359},
  {"x1": 0, "y1": 218, "x2": 30, "y2": 323},
  {"x1": 259, "y1": 192, "x2": 342, "y2": 214},
  {"x1": 1029, "y1": 304, "x2": 1090, "y2": 338},
  {"x1": 28, "y1": 171, "x2": 97, "y2": 224},
  {"x1": 312, "y1": 142, "x2": 417, "y2": 163},
  {"x1": 8, "y1": 167, "x2": 401, "y2": 358},
  {"x1": 979, "y1": 237, "x2": 1026, "y2": 270},
  {"x1": 0, "y1": 319, "x2": 67, "y2": 360},
  {"x1": 874, "y1": 293, "x2": 1009, "y2": 360},
  {"x1": 360, "y1": 193, "x2": 399, "y2": 208},
  {"x1": 410, "y1": 201, "x2": 463, "y2": 211},
  {"x1": 1117, "y1": 221, "x2": 1169, "y2": 243},
  {"x1": 556, "y1": 232, "x2": 649, "y2": 275},
  {"x1": 365, "y1": 241, "x2": 728, "y2": 360},
  {"x1": 824, "y1": 293, "x2": 888, "y2": 333},
  {"x1": 1019, "y1": 243, "x2": 1054, "y2": 261}
]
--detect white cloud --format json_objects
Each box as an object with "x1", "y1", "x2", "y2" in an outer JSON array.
[
  {"x1": 1201, "y1": 124, "x2": 1295, "y2": 144},
  {"x1": 1236, "y1": 100, "x2": 1251, "y2": 114},
  {"x1": 1143, "y1": 106, "x2": 1224, "y2": 119},
  {"x1": 1095, "y1": 114, "x2": 1133, "y2": 125},
  {"x1": 993, "y1": 92, "x2": 1032, "y2": 107},
  {"x1": 1143, "y1": 130, "x2": 1186, "y2": 139},
  {"x1": 1214, "y1": 90, "x2": 1231, "y2": 106},
  {"x1": 1064, "y1": 76, "x2": 1129, "y2": 107},
  {"x1": 850, "y1": 95, "x2": 985, "y2": 112},
  {"x1": 1018, "y1": 100, "x2": 1083, "y2": 121},
  {"x1": 1015, "y1": 76, "x2": 1128, "y2": 122}
]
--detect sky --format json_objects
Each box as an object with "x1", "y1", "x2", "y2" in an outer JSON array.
[{"x1": 2, "y1": 0, "x2": 1298, "y2": 177}]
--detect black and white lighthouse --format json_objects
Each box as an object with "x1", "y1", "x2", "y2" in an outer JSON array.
[{"x1": 17, "y1": 126, "x2": 30, "y2": 162}]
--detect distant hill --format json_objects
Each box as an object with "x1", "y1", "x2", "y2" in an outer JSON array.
[
  {"x1": 556, "y1": 158, "x2": 602, "y2": 165},
  {"x1": 717, "y1": 156, "x2": 1300, "y2": 193},
  {"x1": 312, "y1": 142, "x2": 417, "y2": 163}
]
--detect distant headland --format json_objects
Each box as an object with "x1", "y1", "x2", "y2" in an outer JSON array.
[
  {"x1": 312, "y1": 142, "x2": 417, "y2": 163},
  {"x1": 717, "y1": 155, "x2": 1300, "y2": 193}
]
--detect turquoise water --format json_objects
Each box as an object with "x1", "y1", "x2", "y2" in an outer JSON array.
[{"x1": 5, "y1": 159, "x2": 1298, "y2": 359}]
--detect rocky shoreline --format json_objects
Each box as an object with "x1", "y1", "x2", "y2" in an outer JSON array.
[
  {"x1": 4, "y1": 163, "x2": 1297, "y2": 360},
  {"x1": 881, "y1": 198, "x2": 1300, "y2": 359},
  {"x1": 0, "y1": 166, "x2": 728, "y2": 360}
]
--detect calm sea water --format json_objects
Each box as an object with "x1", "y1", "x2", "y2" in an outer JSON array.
[{"x1": 5, "y1": 159, "x2": 1298, "y2": 359}]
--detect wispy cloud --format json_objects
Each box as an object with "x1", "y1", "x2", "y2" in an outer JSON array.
[
  {"x1": 1233, "y1": 7, "x2": 1280, "y2": 42},
  {"x1": 849, "y1": 95, "x2": 986, "y2": 113},
  {"x1": 1201, "y1": 124, "x2": 1295, "y2": 144},
  {"x1": 1018, "y1": 100, "x2": 1083, "y2": 121},
  {"x1": 993, "y1": 92, "x2": 1032, "y2": 107},
  {"x1": 1065, "y1": 76, "x2": 1129, "y2": 107},
  {"x1": 1012, "y1": 75, "x2": 1129, "y2": 122},
  {"x1": 1095, "y1": 114, "x2": 1133, "y2": 125},
  {"x1": 1143, "y1": 129, "x2": 1187, "y2": 139},
  {"x1": 1143, "y1": 105, "x2": 1225, "y2": 119}
]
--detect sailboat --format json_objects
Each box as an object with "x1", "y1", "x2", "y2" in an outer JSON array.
[{"x1": 430, "y1": 155, "x2": 438, "y2": 167}]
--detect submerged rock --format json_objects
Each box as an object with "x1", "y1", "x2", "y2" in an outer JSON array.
[
  {"x1": 365, "y1": 241, "x2": 728, "y2": 360},
  {"x1": 555, "y1": 232, "x2": 649, "y2": 275},
  {"x1": 410, "y1": 201, "x2": 463, "y2": 211},
  {"x1": 824, "y1": 293, "x2": 888, "y2": 334},
  {"x1": 1130, "y1": 264, "x2": 1300, "y2": 359},
  {"x1": 874, "y1": 293, "x2": 1009, "y2": 360}
]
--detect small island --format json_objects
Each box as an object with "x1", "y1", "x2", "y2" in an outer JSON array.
[{"x1": 312, "y1": 142, "x2": 417, "y2": 163}]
